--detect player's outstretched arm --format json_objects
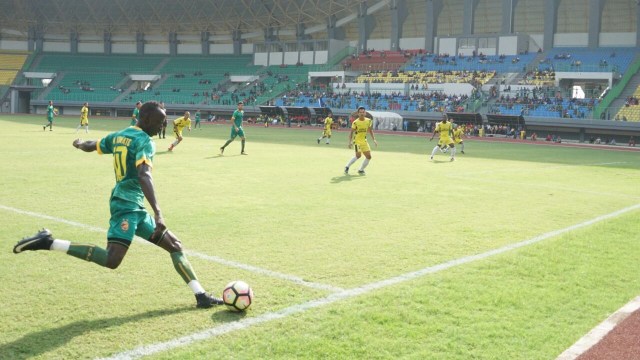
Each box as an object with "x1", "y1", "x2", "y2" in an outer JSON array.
[{"x1": 73, "y1": 139, "x2": 98, "y2": 152}]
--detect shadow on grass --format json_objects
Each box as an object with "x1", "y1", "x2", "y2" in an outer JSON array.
[
  {"x1": 205, "y1": 154, "x2": 242, "y2": 159},
  {"x1": 330, "y1": 174, "x2": 365, "y2": 184},
  {"x1": 0, "y1": 306, "x2": 203, "y2": 359},
  {"x1": 211, "y1": 308, "x2": 249, "y2": 321}
]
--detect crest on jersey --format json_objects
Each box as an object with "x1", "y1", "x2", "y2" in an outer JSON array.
[{"x1": 120, "y1": 218, "x2": 129, "y2": 232}]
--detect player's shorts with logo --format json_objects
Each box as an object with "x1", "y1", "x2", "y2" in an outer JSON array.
[
  {"x1": 230, "y1": 126, "x2": 245, "y2": 138},
  {"x1": 354, "y1": 140, "x2": 371, "y2": 153},
  {"x1": 323, "y1": 129, "x2": 332, "y2": 137},
  {"x1": 108, "y1": 197, "x2": 155, "y2": 247},
  {"x1": 439, "y1": 135, "x2": 453, "y2": 146}
]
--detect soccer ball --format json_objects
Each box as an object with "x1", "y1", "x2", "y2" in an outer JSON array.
[{"x1": 222, "y1": 280, "x2": 253, "y2": 311}]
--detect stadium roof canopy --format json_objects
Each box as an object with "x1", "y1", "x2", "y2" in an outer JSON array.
[{"x1": 0, "y1": 0, "x2": 382, "y2": 37}]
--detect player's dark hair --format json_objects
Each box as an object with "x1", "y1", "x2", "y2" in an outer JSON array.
[
  {"x1": 139, "y1": 101, "x2": 161, "y2": 120},
  {"x1": 357, "y1": 106, "x2": 365, "y2": 111}
]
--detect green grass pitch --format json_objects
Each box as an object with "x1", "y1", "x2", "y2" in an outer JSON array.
[{"x1": 0, "y1": 115, "x2": 639, "y2": 359}]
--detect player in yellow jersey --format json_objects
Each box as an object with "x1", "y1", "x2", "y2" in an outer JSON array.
[
  {"x1": 429, "y1": 114, "x2": 456, "y2": 161},
  {"x1": 76, "y1": 102, "x2": 89, "y2": 133},
  {"x1": 345, "y1": 107, "x2": 378, "y2": 175},
  {"x1": 168, "y1": 111, "x2": 191, "y2": 151},
  {"x1": 317, "y1": 111, "x2": 334, "y2": 145},
  {"x1": 452, "y1": 124, "x2": 465, "y2": 154}
]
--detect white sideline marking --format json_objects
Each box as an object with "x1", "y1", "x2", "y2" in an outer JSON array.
[
  {"x1": 100, "y1": 203, "x2": 640, "y2": 360},
  {"x1": 556, "y1": 296, "x2": 640, "y2": 360},
  {"x1": 0, "y1": 204, "x2": 343, "y2": 293}
]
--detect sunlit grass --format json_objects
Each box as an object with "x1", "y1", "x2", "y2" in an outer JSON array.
[{"x1": 0, "y1": 115, "x2": 638, "y2": 359}]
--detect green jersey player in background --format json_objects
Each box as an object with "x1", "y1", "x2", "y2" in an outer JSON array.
[
  {"x1": 14, "y1": 101, "x2": 223, "y2": 309},
  {"x1": 219, "y1": 101, "x2": 247, "y2": 155},
  {"x1": 130, "y1": 101, "x2": 141, "y2": 126},
  {"x1": 43, "y1": 100, "x2": 57, "y2": 131},
  {"x1": 194, "y1": 109, "x2": 201, "y2": 129}
]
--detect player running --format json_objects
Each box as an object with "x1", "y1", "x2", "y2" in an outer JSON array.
[
  {"x1": 344, "y1": 106, "x2": 378, "y2": 175},
  {"x1": 317, "y1": 111, "x2": 334, "y2": 145},
  {"x1": 430, "y1": 114, "x2": 456, "y2": 161},
  {"x1": 220, "y1": 101, "x2": 247, "y2": 155},
  {"x1": 168, "y1": 111, "x2": 191, "y2": 151},
  {"x1": 452, "y1": 124, "x2": 465, "y2": 154},
  {"x1": 42, "y1": 100, "x2": 57, "y2": 131}
]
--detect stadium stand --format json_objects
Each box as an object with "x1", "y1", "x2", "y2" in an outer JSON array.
[
  {"x1": 537, "y1": 47, "x2": 636, "y2": 73},
  {"x1": 405, "y1": 52, "x2": 537, "y2": 73},
  {"x1": 343, "y1": 50, "x2": 418, "y2": 71},
  {"x1": 356, "y1": 70, "x2": 495, "y2": 86},
  {"x1": 614, "y1": 86, "x2": 640, "y2": 121},
  {"x1": 0, "y1": 52, "x2": 29, "y2": 85}
]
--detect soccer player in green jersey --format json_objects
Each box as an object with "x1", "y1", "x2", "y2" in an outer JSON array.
[
  {"x1": 14, "y1": 101, "x2": 223, "y2": 308},
  {"x1": 43, "y1": 100, "x2": 57, "y2": 131},
  {"x1": 130, "y1": 101, "x2": 141, "y2": 126},
  {"x1": 345, "y1": 106, "x2": 377, "y2": 175},
  {"x1": 220, "y1": 101, "x2": 247, "y2": 155},
  {"x1": 194, "y1": 109, "x2": 201, "y2": 129}
]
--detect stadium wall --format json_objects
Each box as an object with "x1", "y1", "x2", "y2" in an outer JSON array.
[
  {"x1": 554, "y1": 33, "x2": 589, "y2": 47},
  {"x1": 77, "y1": 34, "x2": 103, "y2": 53},
  {"x1": 400, "y1": 38, "x2": 427, "y2": 50},
  {"x1": 42, "y1": 33, "x2": 70, "y2": 52},
  {"x1": 599, "y1": 32, "x2": 636, "y2": 46},
  {"x1": 0, "y1": 40, "x2": 27, "y2": 51},
  {"x1": 242, "y1": 44, "x2": 254, "y2": 55},
  {"x1": 209, "y1": 44, "x2": 234, "y2": 55}
]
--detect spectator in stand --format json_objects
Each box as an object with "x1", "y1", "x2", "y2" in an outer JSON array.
[{"x1": 629, "y1": 136, "x2": 636, "y2": 147}]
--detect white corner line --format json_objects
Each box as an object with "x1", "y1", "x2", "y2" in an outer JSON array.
[
  {"x1": 0, "y1": 204, "x2": 343, "y2": 293},
  {"x1": 99, "y1": 203, "x2": 640, "y2": 360},
  {"x1": 556, "y1": 295, "x2": 640, "y2": 360}
]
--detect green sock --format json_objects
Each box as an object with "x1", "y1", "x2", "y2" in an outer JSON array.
[
  {"x1": 171, "y1": 252, "x2": 198, "y2": 284},
  {"x1": 67, "y1": 244, "x2": 108, "y2": 267},
  {"x1": 241, "y1": 139, "x2": 245, "y2": 152},
  {"x1": 222, "y1": 139, "x2": 233, "y2": 149}
]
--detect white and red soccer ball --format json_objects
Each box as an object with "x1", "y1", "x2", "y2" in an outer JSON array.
[{"x1": 222, "y1": 280, "x2": 253, "y2": 312}]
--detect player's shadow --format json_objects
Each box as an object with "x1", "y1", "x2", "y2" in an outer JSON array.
[
  {"x1": 0, "y1": 307, "x2": 196, "y2": 359},
  {"x1": 205, "y1": 154, "x2": 241, "y2": 159},
  {"x1": 330, "y1": 174, "x2": 365, "y2": 184},
  {"x1": 431, "y1": 158, "x2": 455, "y2": 163}
]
